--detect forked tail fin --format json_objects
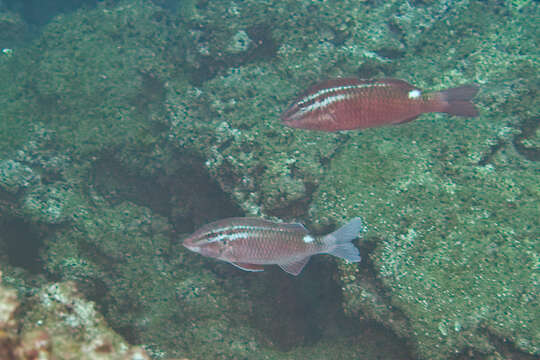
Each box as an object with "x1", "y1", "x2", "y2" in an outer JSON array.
[
  {"x1": 323, "y1": 217, "x2": 363, "y2": 263},
  {"x1": 438, "y1": 85, "x2": 479, "y2": 117}
]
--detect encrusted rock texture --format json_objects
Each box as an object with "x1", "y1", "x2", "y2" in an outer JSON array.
[
  {"x1": 0, "y1": 272, "x2": 152, "y2": 359},
  {"x1": 0, "y1": 0, "x2": 538, "y2": 359}
]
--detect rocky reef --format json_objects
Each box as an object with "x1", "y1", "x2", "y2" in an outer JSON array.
[
  {"x1": 0, "y1": 0, "x2": 538, "y2": 359},
  {"x1": 0, "y1": 271, "x2": 152, "y2": 359}
]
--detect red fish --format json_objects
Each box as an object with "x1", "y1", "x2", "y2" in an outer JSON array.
[
  {"x1": 183, "y1": 217, "x2": 363, "y2": 275},
  {"x1": 281, "y1": 78, "x2": 479, "y2": 131}
]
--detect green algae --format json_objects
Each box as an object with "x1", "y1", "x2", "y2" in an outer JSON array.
[
  {"x1": 0, "y1": 160, "x2": 38, "y2": 194},
  {"x1": 0, "y1": 0, "x2": 181, "y2": 158},
  {"x1": 39, "y1": 196, "x2": 408, "y2": 359},
  {"x1": 0, "y1": 0, "x2": 538, "y2": 359},
  {"x1": 308, "y1": 4, "x2": 540, "y2": 357},
  {"x1": 314, "y1": 138, "x2": 539, "y2": 358},
  {"x1": 0, "y1": 52, "x2": 39, "y2": 158},
  {"x1": 39, "y1": 196, "x2": 264, "y2": 358},
  {"x1": 167, "y1": 0, "x2": 539, "y2": 358},
  {"x1": 0, "y1": 9, "x2": 27, "y2": 47}
]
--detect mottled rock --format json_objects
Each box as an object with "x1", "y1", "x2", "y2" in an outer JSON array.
[
  {"x1": 0, "y1": 272, "x2": 152, "y2": 359},
  {"x1": 0, "y1": 0, "x2": 537, "y2": 359},
  {"x1": 0, "y1": 160, "x2": 38, "y2": 194}
]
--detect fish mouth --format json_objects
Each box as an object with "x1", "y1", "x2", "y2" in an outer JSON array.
[
  {"x1": 183, "y1": 242, "x2": 200, "y2": 252},
  {"x1": 280, "y1": 113, "x2": 300, "y2": 128},
  {"x1": 281, "y1": 116, "x2": 308, "y2": 130},
  {"x1": 281, "y1": 119, "x2": 294, "y2": 127},
  {"x1": 280, "y1": 104, "x2": 300, "y2": 123}
]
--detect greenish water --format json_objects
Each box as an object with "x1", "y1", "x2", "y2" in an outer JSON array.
[{"x1": 0, "y1": 0, "x2": 538, "y2": 359}]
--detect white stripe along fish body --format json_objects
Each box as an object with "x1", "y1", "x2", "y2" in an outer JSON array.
[
  {"x1": 281, "y1": 78, "x2": 479, "y2": 131},
  {"x1": 183, "y1": 217, "x2": 363, "y2": 275}
]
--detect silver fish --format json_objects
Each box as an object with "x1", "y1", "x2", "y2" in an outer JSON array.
[{"x1": 183, "y1": 217, "x2": 363, "y2": 275}]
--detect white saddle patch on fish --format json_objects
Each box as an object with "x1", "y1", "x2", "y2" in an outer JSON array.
[
  {"x1": 408, "y1": 89, "x2": 421, "y2": 99},
  {"x1": 302, "y1": 235, "x2": 315, "y2": 243}
]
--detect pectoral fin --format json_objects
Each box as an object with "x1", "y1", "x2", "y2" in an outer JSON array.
[
  {"x1": 278, "y1": 257, "x2": 311, "y2": 276},
  {"x1": 230, "y1": 262, "x2": 265, "y2": 272}
]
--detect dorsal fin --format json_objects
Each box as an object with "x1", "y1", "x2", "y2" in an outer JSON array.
[
  {"x1": 280, "y1": 222, "x2": 308, "y2": 233},
  {"x1": 376, "y1": 78, "x2": 416, "y2": 90}
]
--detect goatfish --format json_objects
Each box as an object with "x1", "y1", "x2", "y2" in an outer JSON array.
[
  {"x1": 281, "y1": 78, "x2": 479, "y2": 131},
  {"x1": 183, "y1": 217, "x2": 363, "y2": 276}
]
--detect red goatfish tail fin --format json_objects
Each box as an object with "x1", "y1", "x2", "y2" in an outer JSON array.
[
  {"x1": 438, "y1": 85, "x2": 479, "y2": 117},
  {"x1": 323, "y1": 217, "x2": 363, "y2": 263}
]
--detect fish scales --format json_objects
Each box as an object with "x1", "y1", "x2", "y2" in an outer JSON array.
[
  {"x1": 281, "y1": 78, "x2": 478, "y2": 131},
  {"x1": 193, "y1": 218, "x2": 321, "y2": 263},
  {"x1": 183, "y1": 217, "x2": 363, "y2": 275}
]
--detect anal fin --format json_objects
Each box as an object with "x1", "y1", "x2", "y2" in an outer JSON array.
[
  {"x1": 278, "y1": 256, "x2": 311, "y2": 276},
  {"x1": 231, "y1": 262, "x2": 264, "y2": 272}
]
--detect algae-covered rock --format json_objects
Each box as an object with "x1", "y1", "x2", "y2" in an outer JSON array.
[
  {"x1": 306, "y1": 3, "x2": 540, "y2": 358},
  {"x1": 0, "y1": 0, "x2": 182, "y2": 160},
  {"x1": 0, "y1": 272, "x2": 151, "y2": 359},
  {"x1": 315, "y1": 136, "x2": 539, "y2": 358},
  {"x1": 0, "y1": 0, "x2": 538, "y2": 359},
  {"x1": 166, "y1": 1, "x2": 539, "y2": 358},
  {"x1": 0, "y1": 160, "x2": 39, "y2": 194},
  {"x1": 0, "y1": 9, "x2": 27, "y2": 47}
]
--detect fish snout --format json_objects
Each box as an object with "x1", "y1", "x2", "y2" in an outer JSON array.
[
  {"x1": 183, "y1": 237, "x2": 201, "y2": 253},
  {"x1": 183, "y1": 243, "x2": 201, "y2": 253},
  {"x1": 183, "y1": 237, "x2": 223, "y2": 258},
  {"x1": 281, "y1": 103, "x2": 302, "y2": 125}
]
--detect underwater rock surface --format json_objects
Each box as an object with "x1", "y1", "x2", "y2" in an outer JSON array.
[
  {"x1": 0, "y1": 273, "x2": 152, "y2": 359},
  {"x1": 0, "y1": 0, "x2": 538, "y2": 359}
]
